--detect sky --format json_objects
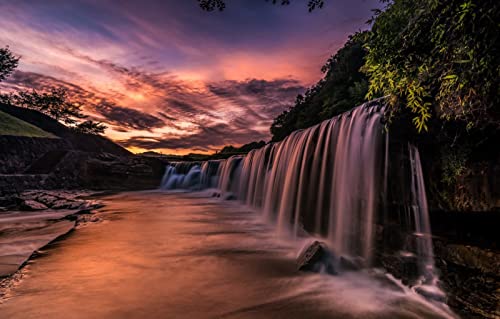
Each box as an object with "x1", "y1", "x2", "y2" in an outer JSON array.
[{"x1": 0, "y1": 0, "x2": 380, "y2": 154}]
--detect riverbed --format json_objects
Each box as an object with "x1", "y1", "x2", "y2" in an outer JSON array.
[{"x1": 0, "y1": 191, "x2": 456, "y2": 318}]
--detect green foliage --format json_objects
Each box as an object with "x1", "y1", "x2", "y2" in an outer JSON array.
[
  {"x1": 440, "y1": 145, "x2": 469, "y2": 186},
  {"x1": 271, "y1": 32, "x2": 368, "y2": 141},
  {"x1": 0, "y1": 46, "x2": 19, "y2": 82},
  {"x1": 364, "y1": 0, "x2": 500, "y2": 132}
]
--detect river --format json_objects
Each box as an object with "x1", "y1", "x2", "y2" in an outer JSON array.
[{"x1": 0, "y1": 191, "x2": 456, "y2": 319}]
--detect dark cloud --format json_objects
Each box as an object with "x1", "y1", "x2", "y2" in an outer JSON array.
[
  {"x1": 1, "y1": 71, "x2": 165, "y2": 131},
  {"x1": 92, "y1": 102, "x2": 165, "y2": 131},
  {"x1": 1, "y1": 70, "x2": 305, "y2": 151},
  {"x1": 3, "y1": 71, "x2": 91, "y2": 98},
  {"x1": 207, "y1": 78, "x2": 305, "y2": 119},
  {"x1": 119, "y1": 122, "x2": 266, "y2": 152}
]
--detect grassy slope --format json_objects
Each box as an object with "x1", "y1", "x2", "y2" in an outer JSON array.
[{"x1": 0, "y1": 110, "x2": 56, "y2": 138}]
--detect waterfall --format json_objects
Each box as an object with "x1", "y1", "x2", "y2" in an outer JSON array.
[
  {"x1": 159, "y1": 101, "x2": 440, "y2": 292},
  {"x1": 200, "y1": 160, "x2": 223, "y2": 188},
  {"x1": 232, "y1": 104, "x2": 386, "y2": 265},
  {"x1": 160, "y1": 162, "x2": 202, "y2": 190}
]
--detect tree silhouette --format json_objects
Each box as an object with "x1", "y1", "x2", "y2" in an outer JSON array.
[
  {"x1": 1, "y1": 88, "x2": 107, "y2": 135},
  {"x1": 3, "y1": 88, "x2": 86, "y2": 125},
  {"x1": 0, "y1": 46, "x2": 19, "y2": 82},
  {"x1": 75, "y1": 120, "x2": 107, "y2": 135},
  {"x1": 198, "y1": 0, "x2": 325, "y2": 12}
]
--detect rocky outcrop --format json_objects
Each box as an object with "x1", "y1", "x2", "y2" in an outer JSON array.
[
  {"x1": 375, "y1": 218, "x2": 500, "y2": 319},
  {"x1": 80, "y1": 152, "x2": 166, "y2": 190},
  {"x1": 0, "y1": 150, "x2": 166, "y2": 193},
  {"x1": 0, "y1": 136, "x2": 71, "y2": 174},
  {"x1": 0, "y1": 190, "x2": 104, "y2": 280},
  {"x1": 0, "y1": 189, "x2": 103, "y2": 212},
  {"x1": 297, "y1": 241, "x2": 337, "y2": 275},
  {"x1": 0, "y1": 104, "x2": 165, "y2": 192}
]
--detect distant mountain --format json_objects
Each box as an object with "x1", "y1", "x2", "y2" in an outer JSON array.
[{"x1": 139, "y1": 151, "x2": 164, "y2": 157}]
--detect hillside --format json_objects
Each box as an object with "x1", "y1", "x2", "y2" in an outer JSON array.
[
  {"x1": 0, "y1": 103, "x2": 165, "y2": 191},
  {"x1": 0, "y1": 103, "x2": 130, "y2": 156},
  {"x1": 0, "y1": 110, "x2": 55, "y2": 138}
]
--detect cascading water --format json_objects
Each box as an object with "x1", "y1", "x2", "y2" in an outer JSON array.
[
  {"x1": 160, "y1": 162, "x2": 202, "y2": 190},
  {"x1": 200, "y1": 160, "x2": 222, "y2": 188},
  {"x1": 235, "y1": 104, "x2": 385, "y2": 266},
  {"x1": 217, "y1": 156, "x2": 243, "y2": 197},
  {"x1": 159, "y1": 101, "x2": 443, "y2": 300}
]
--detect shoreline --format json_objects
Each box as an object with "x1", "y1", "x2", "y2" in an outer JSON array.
[{"x1": 0, "y1": 189, "x2": 108, "y2": 299}]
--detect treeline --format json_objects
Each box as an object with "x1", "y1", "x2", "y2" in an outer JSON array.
[
  {"x1": 216, "y1": 140, "x2": 266, "y2": 155},
  {"x1": 270, "y1": 0, "x2": 499, "y2": 141},
  {"x1": 271, "y1": 33, "x2": 368, "y2": 141}
]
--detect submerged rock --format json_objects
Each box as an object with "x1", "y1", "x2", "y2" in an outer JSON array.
[{"x1": 297, "y1": 241, "x2": 337, "y2": 275}]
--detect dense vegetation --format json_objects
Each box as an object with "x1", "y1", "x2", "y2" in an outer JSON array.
[
  {"x1": 365, "y1": 0, "x2": 499, "y2": 132},
  {"x1": 269, "y1": 0, "x2": 499, "y2": 141}
]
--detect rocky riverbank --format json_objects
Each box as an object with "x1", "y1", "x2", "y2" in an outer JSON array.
[{"x1": 0, "y1": 190, "x2": 105, "y2": 281}]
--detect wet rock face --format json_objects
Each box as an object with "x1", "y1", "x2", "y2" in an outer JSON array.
[
  {"x1": 375, "y1": 222, "x2": 500, "y2": 319},
  {"x1": 82, "y1": 153, "x2": 165, "y2": 190},
  {"x1": 434, "y1": 241, "x2": 500, "y2": 319},
  {"x1": 297, "y1": 241, "x2": 337, "y2": 275},
  {"x1": 0, "y1": 150, "x2": 167, "y2": 193}
]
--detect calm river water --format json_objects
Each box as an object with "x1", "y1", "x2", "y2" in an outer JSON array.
[{"x1": 0, "y1": 191, "x2": 455, "y2": 318}]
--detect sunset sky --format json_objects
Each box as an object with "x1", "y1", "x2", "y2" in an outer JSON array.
[{"x1": 0, "y1": 0, "x2": 380, "y2": 154}]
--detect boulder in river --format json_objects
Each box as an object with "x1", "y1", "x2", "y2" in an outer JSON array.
[{"x1": 297, "y1": 241, "x2": 337, "y2": 275}]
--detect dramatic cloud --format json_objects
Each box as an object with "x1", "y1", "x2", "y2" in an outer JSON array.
[
  {"x1": 92, "y1": 103, "x2": 165, "y2": 131},
  {"x1": 0, "y1": 0, "x2": 381, "y2": 154}
]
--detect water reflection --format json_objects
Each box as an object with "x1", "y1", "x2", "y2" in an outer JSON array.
[{"x1": 0, "y1": 192, "x2": 454, "y2": 318}]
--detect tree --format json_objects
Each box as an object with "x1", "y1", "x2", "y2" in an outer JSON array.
[
  {"x1": 270, "y1": 32, "x2": 368, "y2": 141},
  {"x1": 74, "y1": 120, "x2": 107, "y2": 135},
  {"x1": 364, "y1": 0, "x2": 500, "y2": 132},
  {"x1": 3, "y1": 88, "x2": 86, "y2": 125},
  {"x1": 1, "y1": 87, "x2": 107, "y2": 134},
  {"x1": 0, "y1": 46, "x2": 19, "y2": 82},
  {"x1": 198, "y1": 0, "x2": 325, "y2": 12}
]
